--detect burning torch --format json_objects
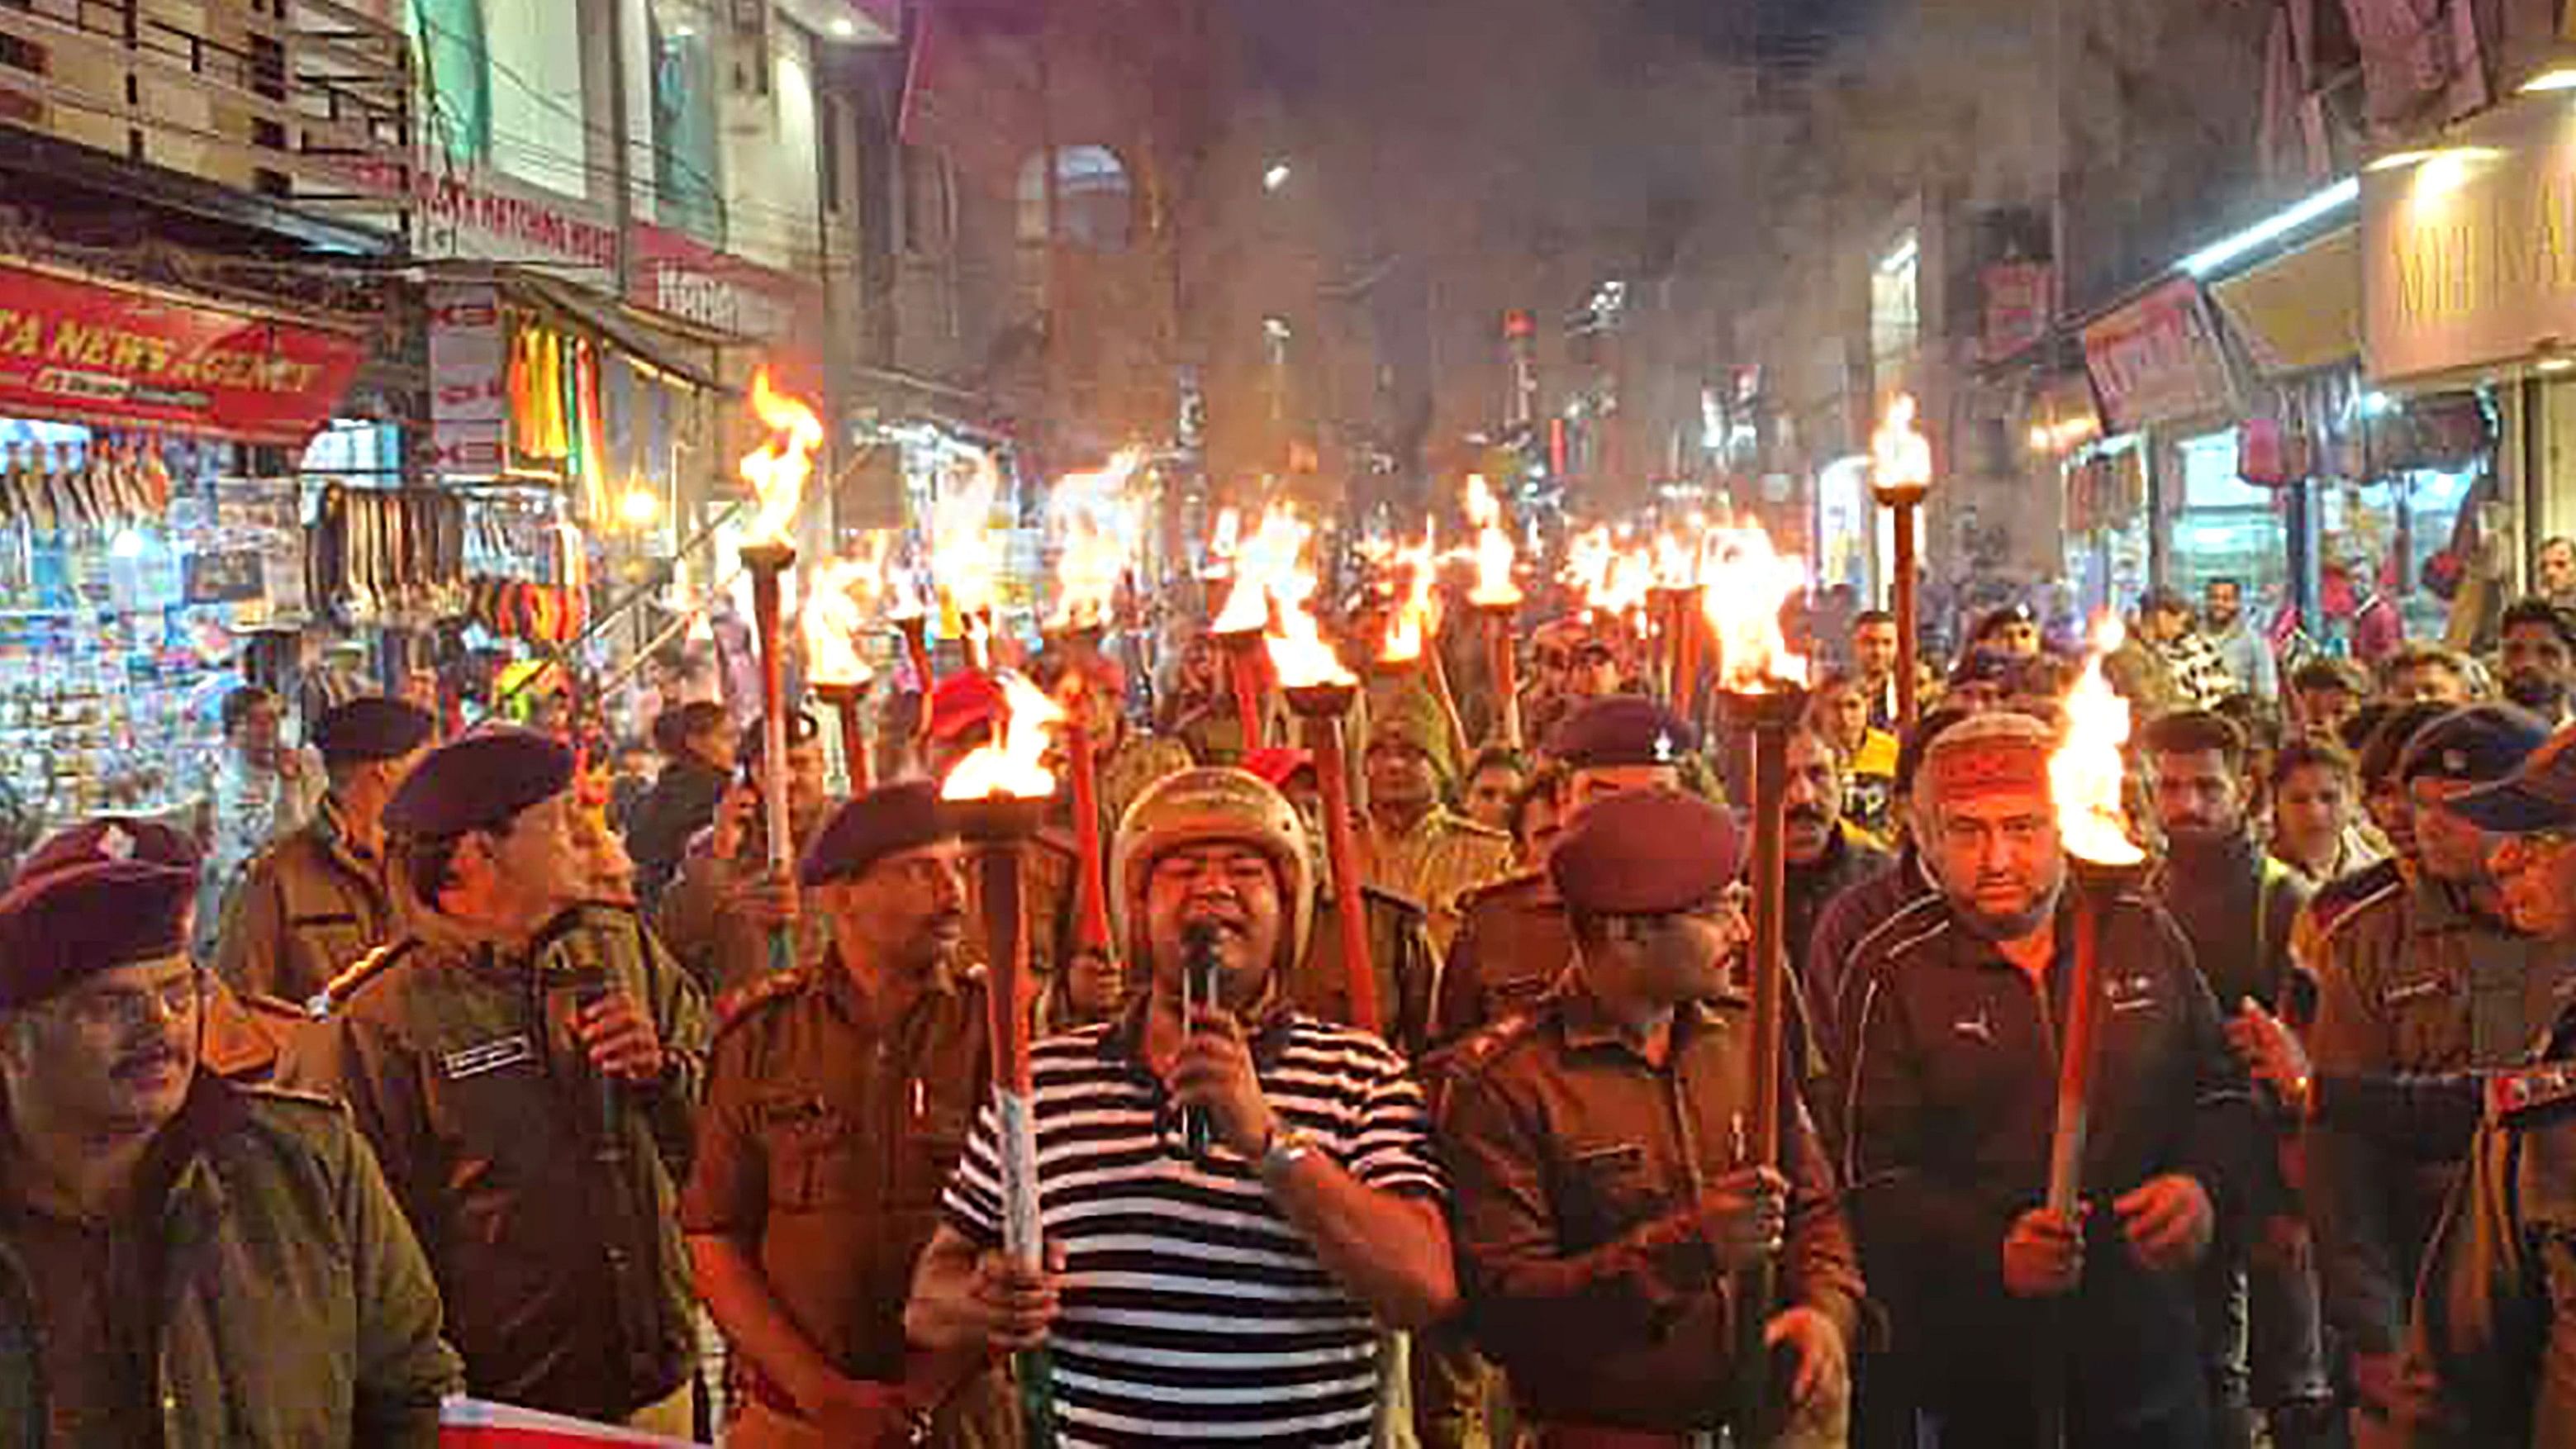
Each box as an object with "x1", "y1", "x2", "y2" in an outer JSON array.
[
  {"x1": 1045, "y1": 449, "x2": 1148, "y2": 985},
  {"x1": 1701, "y1": 524, "x2": 1813, "y2": 1445},
  {"x1": 935, "y1": 453, "x2": 1006, "y2": 674},
  {"x1": 1269, "y1": 560, "x2": 1380, "y2": 1034},
  {"x1": 939, "y1": 671, "x2": 1069, "y2": 1449},
  {"x1": 1209, "y1": 505, "x2": 1307, "y2": 757},
  {"x1": 1376, "y1": 526, "x2": 1468, "y2": 768},
  {"x1": 2046, "y1": 620, "x2": 2146, "y2": 1214},
  {"x1": 1463, "y1": 475, "x2": 1523, "y2": 748},
  {"x1": 803, "y1": 540, "x2": 889, "y2": 796},
  {"x1": 735, "y1": 368, "x2": 821, "y2": 974},
  {"x1": 1871, "y1": 395, "x2": 1933, "y2": 734}
]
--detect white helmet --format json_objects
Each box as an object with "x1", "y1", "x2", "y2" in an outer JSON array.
[{"x1": 1110, "y1": 767, "x2": 1316, "y2": 976}]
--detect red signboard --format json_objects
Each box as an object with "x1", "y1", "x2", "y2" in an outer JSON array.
[{"x1": 0, "y1": 264, "x2": 364, "y2": 445}]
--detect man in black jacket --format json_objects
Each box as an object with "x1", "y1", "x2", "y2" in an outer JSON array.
[
  {"x1": 1841, "y1": 712, "x2": 2257, "y2": 1449},
  {"x1": 2141, "y1": 710, "x2": 2330, "y2": 1449},
  {"x1": 625, "y1": 701, "x2": 734, "y2": 909}
]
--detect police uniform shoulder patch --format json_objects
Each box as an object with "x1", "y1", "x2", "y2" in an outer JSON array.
[
  {"x1": 1434, "y1": 1006, "x2": 1547, "y2": 1081},
  {"x1": 2488, "y1": 1061, "x2": 2576, "y2": 1123},
  {"x1": 307, "y1": 941, "x2": 415, "y2": 1020},
  {"x1": 713, "y1": 967, "x2": 813, "y2": 1036},
  {"x1": 239, "y1": 1082, "x2": 344, "y2": 1113}
]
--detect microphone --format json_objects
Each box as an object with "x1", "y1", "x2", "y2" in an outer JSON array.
[{"x1": 1181, "y1": 919, "x2": 1223, "y2": 1163}]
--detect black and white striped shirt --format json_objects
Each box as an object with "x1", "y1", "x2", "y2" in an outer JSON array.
[{"x1": 942, "y1": 1009, "x2": 1444, "y2": 1447}]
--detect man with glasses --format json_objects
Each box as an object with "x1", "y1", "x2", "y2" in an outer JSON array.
[
  {"x1": 1438, "y1": 787, "x2": 1861, "y2": 1447},
  {"x1": 1841, "y1": 712, "x2": 2255, "y2": 1447},
  {"x1": 907, "y1": 767, "x2": 1455, "y2": 1447},
  {"x1": 300, "y1": 727, "x2": 708, "y2": 1434},
  {"x1": 0, "y1": 818, "x2": 461, "y2": 1445}
]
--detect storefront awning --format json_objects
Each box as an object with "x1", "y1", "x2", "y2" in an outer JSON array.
[
  {"x1": 0, "y1": 259, "x2": 364, "y2": 446},
  {"x1": 506, "y1": 271, "x2": 727, "y2": 393},
  {"x1": 2210, "y1": 225, "x2": 2361, "y2": 378}
]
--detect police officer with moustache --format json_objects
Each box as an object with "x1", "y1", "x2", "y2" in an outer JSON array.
[
  {"x1": 683, "y1": 782, "x2": 1010, "y2": 1447},
  {"x1": 1438, "y1": 788, "x2": 1862, "y2": 1447},
  {"x1": 1839, "y1": 713, "x2": 2256, "y2": 1448},
  {"x1": 2399, "y1": 726, "x2": 2576, "y2": 1444},
  {"x1": 0, "y1": 820, "x2": 462, "y2": 1446},
  {"x1": 2286, "y1": 705, "x2": 2557, "y2": 1445},
  {"x1": 212, "y1": 696, "x2": 432, "y2": 1011},
  {"x1": 1437, "y1": 696, "x2": 1699, "y2": 1046},
  {"x1": 299, "y1": 728, "x2": 710, "y2": 1434}
]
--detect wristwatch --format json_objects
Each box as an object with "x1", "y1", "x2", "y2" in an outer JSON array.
[{"x1": 1259, "y1": 1126, "x2": 1319, "y2": 1178}]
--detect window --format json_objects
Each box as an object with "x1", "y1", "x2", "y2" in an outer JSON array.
[{"x1": 1016, "y1": 145, "x2": 1134, "y2": 252}]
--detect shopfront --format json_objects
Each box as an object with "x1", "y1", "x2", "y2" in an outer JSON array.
[
  {"x1": 0, "y1": 258, "x2": 364, "y2": 834},
  {"x1": 2361, "y1": 86, "x2": 2576, "y2": 635},
  {"x1": 2079, "y1": 276, "x2": 2246, "y2": 610}
]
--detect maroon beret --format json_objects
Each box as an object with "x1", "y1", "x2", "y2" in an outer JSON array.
[
  {"x1": 383, "y1": 726, "x2": 573, "y2": 839},
  {"x1": 17, "y1": 816, "x2": 202, "y2": 883},
  {"x1": 1548, "y1": 695, "x2": 1698, "y2": 769},
  {"x1": 312, "y1": 696, "x2": 436, "y2": 767},
  {"x1": 1548, "y1": 788, "x2": 1742, "y2": 915},
  {"x1": 0, "y1": 858, "x2": 197, "y2": 1010},
  {"x1": 801, "y1": 780, "x2": 955, "y2": 886}
]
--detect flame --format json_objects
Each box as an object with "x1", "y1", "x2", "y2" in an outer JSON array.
[
  {"x1": 884, "y1": 559, "x2": 927, "y2": 622},
  {"x1": 1652, "y1": 530, "x2": 1697, "y2": 590},
  {"x1": 939, "y1": 670, "x2": 1067, "y2": 801},
  {"x1": 2051, "y1": 616, "x2": 2146, "y2": 866},
  {"x1": 1202, "y1": 507, "x2": 1243, "y2": 581},
  {"x1": 1266, "y1": 563, "x2": 1355, "y2": 689},
  {"x1": 1463, "y1": 474, "x2": 1522, "y2": 607},
  {"x1": 1563, "y1": 525, "x2": 1655, "y2": 617},
  {"x1": 932, "y1": 453, "x2": 1004, "y2": 623},
  {"x1": 1872, "y1": 392, "x2": 1934, "y2": 495},
  {"x1": 1697, "y1": 525, "x2": 1811, "y2": 691},
  {"x1": 1212, "y1": 503, "x2": 1308, "y2": 634},
  {"x1": 1378, "y1": 525, "x2": 1443, "y2": 664},
  {"x1": 737, "y1": 368, "x2": 824, "y2": 545},
  {"x1": 801, "y1": 534, "x2": 891, "y2": 688},
  {"x1": 1047, "y1": 448, "x2": 1147, "y2": 632}
]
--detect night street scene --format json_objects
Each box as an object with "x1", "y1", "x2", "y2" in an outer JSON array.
[{"x1": 0, "y1": 0, "x2": 2573, "y2": 1446}]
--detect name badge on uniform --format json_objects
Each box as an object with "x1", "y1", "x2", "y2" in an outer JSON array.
[
  {"x1": 2108, "y1": 973, "x2": 2158, "y2": 1014},
  {"x1": 442, "y1": 1033, "x2": 535, "y2": 1081}
]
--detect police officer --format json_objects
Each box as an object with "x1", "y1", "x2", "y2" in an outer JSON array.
[
  {"x1": 1840, "y1": 712, "x2": 2256, "y2": 1447},
  {"x1": 682, "y1": 782, "x2": 1008, "y2": 1447},
  {"x1": 212, "y1": 696, "x2": 432, "y2": 1010},
  {"x1": 0, "y1": 820, "x2": 462, "y2": 1445},
  {"x1": 1438, "y1": 787, "x2": 1861, "y2": 1447},
  {"x1": 299, "y1": 728, "x2": 709, "y2": 1432},
  {"x1": 1435, "y1": 696, "x2": 1699, "y2": 1046},
  {"x1": 2401, "y1": 724, "x2": 2576, "y2": 1443},
  {"x1": 2293, "y1": 704, "x2": 2558, "y2": 1446}
]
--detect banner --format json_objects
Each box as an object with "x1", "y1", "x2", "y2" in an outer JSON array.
[
  {"x1": 2081, "y1": 277, "x2": 2236, "y2": 433},
  {"x1": 0, "y1": 264, "x2": 364, "y2": 445}
]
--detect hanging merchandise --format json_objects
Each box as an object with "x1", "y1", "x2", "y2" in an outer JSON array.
[
  {"x1": 575, "y1": 340, "x2": 612, "y2": 523},
  {"x1": 311, "y1": 487, "x2": 469, "y2": 626}
]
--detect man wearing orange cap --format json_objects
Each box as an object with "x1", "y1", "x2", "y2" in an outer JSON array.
[
  {"x1": 0, "y1": 820, "x2": 463, "y2": 1444},
  {"x1": 1839, "y1": 712, "x2": 2255, "y2": 1447}
]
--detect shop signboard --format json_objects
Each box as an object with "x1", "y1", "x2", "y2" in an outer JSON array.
[
  {"x1": 425, "y1": 282, "x2": 507, "y2": 476},
  {"x1": 1982, "y1": 261, "x2": 2053, "y2": 362},
  {"x1": 2361, "y1": 93, "x2": 2576, "y2": 382},
  {"x1": 627, "y1": 226, "x2": 821, "y2": 346},
  {"x1": 0, "y1": 264, "x2": 364, "y2": 446},
  {"x1": 2081, "y1": 277, "x2": 2236, "y2": 434}
]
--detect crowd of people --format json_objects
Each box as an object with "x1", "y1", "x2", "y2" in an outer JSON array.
[{"x1": 12, "y1": 561, "x2": 2576, "y2": 1448}]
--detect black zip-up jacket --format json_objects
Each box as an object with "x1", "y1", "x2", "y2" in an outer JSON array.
[{"x1": 1839, "y1": 887, "x2": 2259, "y2": 1436}]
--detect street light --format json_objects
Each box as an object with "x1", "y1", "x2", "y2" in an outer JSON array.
[{"x1": 1263, "y1": 160, "x2": 1292, "y2": 192}]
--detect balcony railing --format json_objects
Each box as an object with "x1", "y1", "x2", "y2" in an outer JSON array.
[{"x1": 0, "y1": 0, "x2": 411, "y2": 237}]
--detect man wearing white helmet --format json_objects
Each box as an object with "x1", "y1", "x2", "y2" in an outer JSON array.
[{"x1": 906, "y1": 767, "x2": 1457, "y2": 1447}]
